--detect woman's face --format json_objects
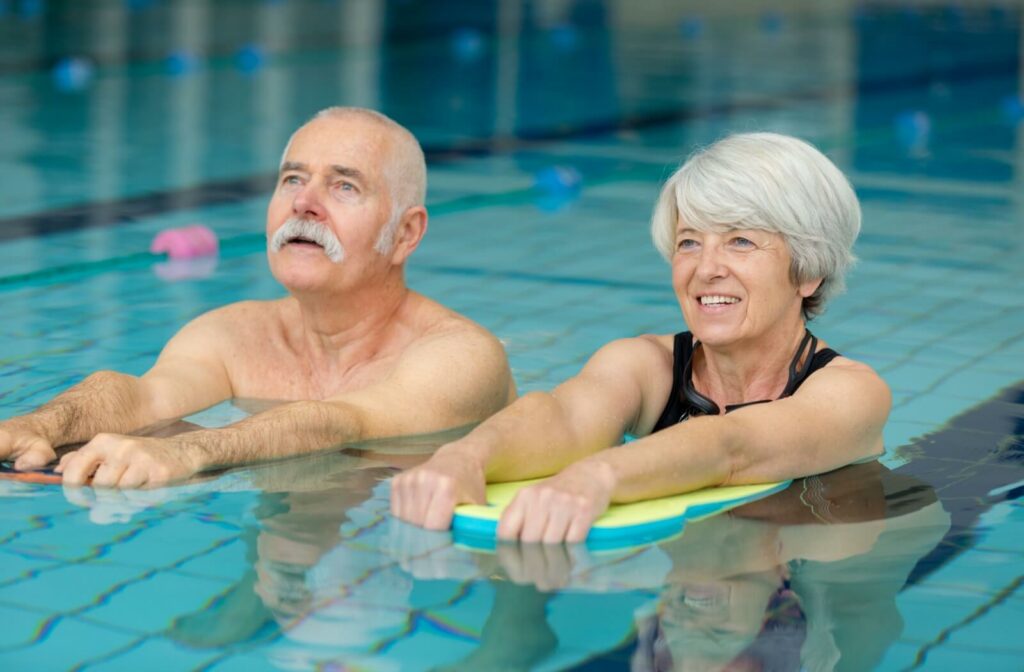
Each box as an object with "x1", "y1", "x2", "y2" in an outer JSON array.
[{"x1": 671, "y1": 222, "x2": 819, "y2": 348}]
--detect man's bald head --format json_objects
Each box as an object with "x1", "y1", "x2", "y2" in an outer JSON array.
[
  {"x1": 283, "y1": 107, "x2": 426, "y2": 209},
  {"x1": 311, "y1": 107, "x2": 426, "y2": 211}
]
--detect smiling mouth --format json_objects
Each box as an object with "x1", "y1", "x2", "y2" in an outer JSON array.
[{"x1": 699, "y1": 295, "x2": 740, "y2": 306}]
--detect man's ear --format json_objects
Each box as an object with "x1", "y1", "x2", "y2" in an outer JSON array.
[{"x1": 388, "y1": 206, "x2": 428, "y2": 265}]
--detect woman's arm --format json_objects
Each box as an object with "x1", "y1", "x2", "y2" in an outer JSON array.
[
  {"x1": 497, "y1": 358, "x2": 890, "y2": 543},
  {"x1": 600, "y1": 358, "x2": 889, "y2": 499},
  {"x1": 389, "y1": 336, "x2": 674, "y2": 531}
]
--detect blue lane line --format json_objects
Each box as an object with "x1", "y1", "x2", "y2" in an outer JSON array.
[
  {"x1": 0, "y1": 56, "x2": 1016, "y2": 242},
  {"x1": 418, "y1": 265, "x2": 667, "y2": 292}
]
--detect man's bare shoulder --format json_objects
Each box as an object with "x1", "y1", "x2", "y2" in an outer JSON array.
[
  {"x1": 160, "y1": 300, "x2": 292, "y2": 364},
  {"x1": 184, "y1": 299, "x2": 289, "y2": 335},
  {"x1": 398, "y1": 293, "x2": 515, "y2": 400},
  {"x1": 405, "y1": 293, "x2": 500, "y2": 343},
  {"x1": 201, "y1": 298, "x2": 288, "y2": 321}
]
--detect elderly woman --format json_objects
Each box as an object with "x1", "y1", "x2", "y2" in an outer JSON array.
[{"x1": 391, "y1": 132, "x2": 890, "y2": 543}]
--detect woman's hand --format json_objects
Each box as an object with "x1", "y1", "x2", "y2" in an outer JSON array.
[
  {"x1": 390, "y1": 445, "x2": 487, "y2": 530},
  {"x1": 497, "y1": 459, "x2": 617, "y2": 544}
]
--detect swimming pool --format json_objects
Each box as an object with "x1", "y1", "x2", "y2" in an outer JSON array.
[{"x1": 1, "y1": 0, "x2": 1023, "y2": 669}]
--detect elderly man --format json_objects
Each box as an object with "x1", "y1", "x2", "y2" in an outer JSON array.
[{"x1": 0, "y1": 107, "x2": 515, "y2": 488}]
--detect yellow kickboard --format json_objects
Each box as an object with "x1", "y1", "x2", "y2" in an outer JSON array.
[{"x1": 453, "y1": 478, "x2": 791, "y2": 548}]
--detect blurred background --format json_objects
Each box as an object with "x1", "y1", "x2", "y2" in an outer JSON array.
[
  {"x1": 0, "y1": 2, "x2": 1023, "y2": 669},
  {"x1": 2, "y1": 0, "x2": 1022, "y2": 219}
]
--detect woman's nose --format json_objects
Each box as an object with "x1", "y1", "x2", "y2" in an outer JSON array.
[{"x1": 695, "y1": 244, "x2": 727, "y2": 281}]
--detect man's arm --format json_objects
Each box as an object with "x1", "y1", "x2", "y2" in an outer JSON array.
[
  {"x1": 59, "y1": 325, "x2": 514, "y2": 488},
  {"x1": 1, "y1": 310, "x2": 233, "y2": 470},
  {"x1": 389, "y1": 337, "x2": 674, "y2": 531}
]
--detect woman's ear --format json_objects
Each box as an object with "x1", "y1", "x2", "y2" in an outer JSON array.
[{"x1": 799, "y1": 277, "x2": 824, "y2": 298}]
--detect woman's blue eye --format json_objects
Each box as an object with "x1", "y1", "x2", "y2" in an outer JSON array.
[
  {"x1": 731, "y1": 237, "x2": 755, "y2": 248},
  {"x1": 677, "y1": 238, "x2": 699, "y2": 250}
]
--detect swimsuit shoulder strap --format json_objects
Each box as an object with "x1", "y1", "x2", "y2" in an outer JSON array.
[
  {"x1": 780, "y1": 330, "x2": 841, "y2": 397},
  {"x1": 651, "y1": 332, "x2": 693, "y2": 433}
]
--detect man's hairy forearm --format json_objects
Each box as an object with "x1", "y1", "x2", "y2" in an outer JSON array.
[
  {"x1": 173, "y1": 400, "x2": 362, "y2": 472},
  {"x1": 8, "y1": 371, "x2": 153, "y2": 446}
]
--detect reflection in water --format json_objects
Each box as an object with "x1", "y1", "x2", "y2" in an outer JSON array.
[
  {"x1": 630, "y1": 462, "x2": 949, "y2": 672},
  {"x1": 415, "y1": 462, "x2": 948, "y2": 672},
  {"x1": 167, "y1": 456, "x2": 400, "y2": 656},
  {"x1": 159, "y1": 455, "x2": 948, "y2": 670}
]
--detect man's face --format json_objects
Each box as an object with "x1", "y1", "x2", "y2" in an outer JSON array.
[{"x1": 266, "y1": 115, "x2": 395, "y2": 294}]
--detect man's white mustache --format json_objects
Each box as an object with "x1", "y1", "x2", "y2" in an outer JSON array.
[{"x1": 270, "y1": 218, "x2": 345, "y2": 263}]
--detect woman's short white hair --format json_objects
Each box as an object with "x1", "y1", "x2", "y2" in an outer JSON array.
[{"x1": 650, "y1": 132, "x2": 861, "y2": 319}]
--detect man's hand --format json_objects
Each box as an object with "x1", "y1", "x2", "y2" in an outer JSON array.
[
  {"x1": 56, "y1": 433, "x2": 200, "y2": 488},
  {"x1": 390, "y1": 446, "x2": 487, "y2": 530},
  {"x1": 497, "y1": 459, "x2": 616, "y2": 544},
  {"x1": 0, "y1": 421, "x2": 57, "y2": 471}
]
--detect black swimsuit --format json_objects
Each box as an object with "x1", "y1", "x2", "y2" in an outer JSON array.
[{"x1": 651, "y1": 330, "x2": 840, "y2": 432}]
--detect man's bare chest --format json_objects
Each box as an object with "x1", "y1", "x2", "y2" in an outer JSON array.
[{"x1": 220, "y1": 341, "x2": 396, "y2": 401}]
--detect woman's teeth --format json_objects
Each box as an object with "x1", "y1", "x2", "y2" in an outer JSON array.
[{"x1": 700, "y1": 295, "x2": 739, "y2": 306}]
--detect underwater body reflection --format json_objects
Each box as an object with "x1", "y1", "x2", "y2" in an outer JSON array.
[
  {"x1": 627, "y1": 463, "x2": 948, "y2": 672},
  {"x1": 125, "y1": 441, "x2": 949, "y2": 671}
]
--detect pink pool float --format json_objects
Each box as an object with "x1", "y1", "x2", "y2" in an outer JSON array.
[{"x1": 150, "y1": 224, "x2": 219, "y2": 260}]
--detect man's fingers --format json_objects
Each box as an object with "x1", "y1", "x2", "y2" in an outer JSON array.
[
  {"x1": 3, "y1": 429, "x2": 56, "y2": 470},
  {"x1": 91, "y1": 461, "x2": 129, "y2": 489},
  {"x1": 0, "y1": 427, "x2": 31, "y2": 460},
  {"x1": 12, "y1": 443, "x2": 57, "y2": 471},
  {"x1": 61, "y1": 451, "x2": 105, "y2": 485},
  {"x1": 118, "y1": 465, "x2": 149, "y2": 490},
  {"x1": 56, "y1": 452, "x2": 72, "y2": 473}
]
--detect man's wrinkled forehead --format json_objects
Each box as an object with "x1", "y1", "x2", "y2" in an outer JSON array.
[
  {"x1": 280, "y1": 115, "x2": 392, "y2": 174},
  {"x1": 278, "y1": 161, "x2": 368, "y2": 184}
]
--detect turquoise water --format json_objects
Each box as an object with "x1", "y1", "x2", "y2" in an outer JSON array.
[{"x1": 1, "y1": 1, "x2": 1023, "y2": 669}]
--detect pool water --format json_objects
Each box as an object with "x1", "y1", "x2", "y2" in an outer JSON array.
[{"x1": 1, "y1": 1, "x2": 1023, "y2": 669}]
